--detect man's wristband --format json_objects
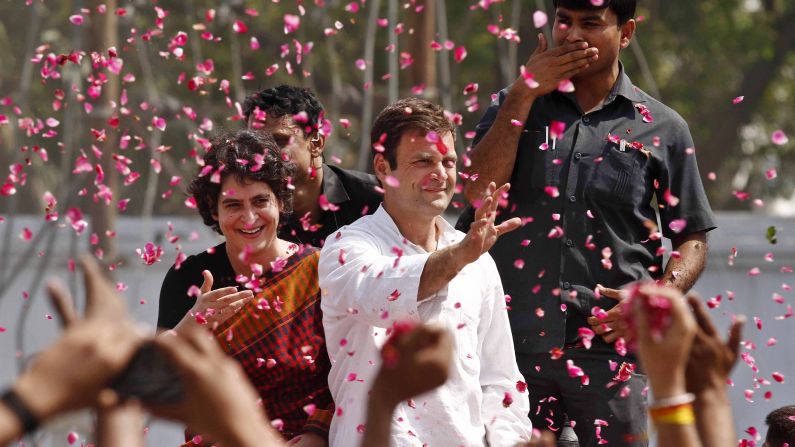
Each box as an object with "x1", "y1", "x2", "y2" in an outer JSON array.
[
  {"x1": 649, "y1": 392, "x2": 695, "y2": 409},
  {"x1": 0, "y1": 388, "x2": 40, "y2": 433},
  {"x1": 649, "y1": 403, "x2": 696, "y2": 425}
]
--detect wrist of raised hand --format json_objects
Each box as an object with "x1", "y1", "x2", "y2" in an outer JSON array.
[
  {"x1": 648, "y1": 372, "x2": 688, "y2": 400},
  {"x1": 13, "y1": 374, "x2": 60, "y2": 422},
  {"x1": 692, "y1": 386, "x2": 730, "y2": 407}
]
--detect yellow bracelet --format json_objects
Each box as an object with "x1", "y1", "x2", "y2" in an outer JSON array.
[{"x1": 650, "y1": 403, "x2": 696, "y2": 425}]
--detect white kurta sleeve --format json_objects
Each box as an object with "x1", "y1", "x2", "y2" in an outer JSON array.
[
  {"x1": 477, "y1": 255, "x2": 533, "y2": 446},
  {"x1": 319, "y1": 225, "x2": 430, "y2": 329}
]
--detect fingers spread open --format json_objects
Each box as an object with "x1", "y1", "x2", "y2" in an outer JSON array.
[
  {"x1": 495, "y1": 217, "x2": 522, "y2": 236},
  {"x1": 474, "y1": 195, "x2": 493, "y2": 221},
  {"x1": 200, "y1": 270, "x2": 214, "y2": 294},
  {"x1": 596, "y1": 285, "x2": 623, "y2": 300},
  {"x1": 212, "y1": 290, "x2": 254, "y2": 305},
  {"x1": 203, "y1": 287, "x2": 242, "y2": 303}
]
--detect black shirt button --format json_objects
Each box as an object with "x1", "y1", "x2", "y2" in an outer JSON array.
[
  {"x1": 566, "y1": 239, "x2": 574, "y2": 247},
  {"x1": 562, "y1": 281, "x2": 571, "y2": 289},
  {"x1": 569, "y1": 195, "x2": 576, "y2": 203},
  {"x1": 574, "y1": 152, "x2": 582, "y2": 160},
  {"x1": 582, "y1": 116, "x2": 590, "y2": 124}
]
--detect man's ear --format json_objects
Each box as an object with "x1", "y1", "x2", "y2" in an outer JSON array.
[
  {"x1": 309, "y1": 132, "x2": 326, "y2": 158},
  {"x1": 373, "y1": 153, "x2": 391, "y2": 183},
  {"x1": 619, "y1": 19, "x2": 636, "y2": 49}
]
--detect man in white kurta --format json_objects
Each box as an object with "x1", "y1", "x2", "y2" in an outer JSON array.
[{"x1": 318, "y1": 98, "x2": 532, "y2": 447}]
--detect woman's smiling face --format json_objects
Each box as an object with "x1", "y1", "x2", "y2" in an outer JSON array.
[{"x1": 213, "y1": 175, "x2": 283, "y2": 259}]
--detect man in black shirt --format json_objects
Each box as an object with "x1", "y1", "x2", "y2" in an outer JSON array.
[
  {"x1": 243, "y1": 85, "x2": 382, "y2": 248},
  {"x1": 460, "y1": 1, "x2": 716, "y2": 445}
]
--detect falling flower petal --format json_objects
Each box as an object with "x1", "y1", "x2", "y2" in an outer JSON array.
[
  {"x1": 771, "y1": 130, "x2": 789, "y2": 145},
  {"x1": 284, "y1": 14, "x2": 301, "y2": 34},
  {"x1": 232, "y1": 20, "x2": 248, "y2": 33},
  {"x1": 532, "y1": 10, "x2": 548, "y2": 28},
  {"x1": 668, "y1": 219, "x2": 687, "y2": 234},
  {"x1": 550, "y1": 120, "x2": 566, "y2": 139},
  {"x1": 558, "y1": 79, "x2": 575, "y2": 93},
  {"x1": 454, "y1": 46, "x2": 468, "y2": 63}
]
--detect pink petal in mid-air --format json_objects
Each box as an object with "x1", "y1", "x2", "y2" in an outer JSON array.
[
  {"x1": 550, "y1": 120, "x2": 566, "y2": 139},
  {"x1": 284, "y1": 14, "x2": 301, "y2": 34},
  {"x1": 771, "y1": 130, "x2": 789, "y2": 146},
  {"x1": 532, "y1": 10, "x2": 548, "y2": 28},
  {"x1": 152, "y1": 116, "x2": 166, "y2": 131},
  {"x1": 454, "y1": 46, "x2": 468, "y2": 63},
  {"x1": 558, "y1": 80, "x2": 575, "y2": 93},
  {"x1": 668, "y1": 219, "x2": 687, "y2": 234},
  {"x1": 232, "y1": 20, "x2": 248, "y2": 33}
]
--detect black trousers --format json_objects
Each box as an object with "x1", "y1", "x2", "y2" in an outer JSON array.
[{"x1": 517, "y1": 347, "x2": 649, "y2": 447}]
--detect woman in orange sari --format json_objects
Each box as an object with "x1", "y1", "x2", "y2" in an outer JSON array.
[{"x1": 157, "y1": 130, "x2": 331, "y2": 447}]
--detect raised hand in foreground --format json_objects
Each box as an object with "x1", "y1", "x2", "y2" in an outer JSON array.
[
  {"x1": 685, "y1": 294, "x2": 744, "y2": 447},
  {"x1": 363, "y1": 323, "x2": 453, "y2": 447},
  {"x1": 152, "y1": 323, "x2": 284, "y2": 447},
  {"x1": 623, "y1": 284, "x2": 701, "y2": 447},
  {"x1": 0, "y1": 257, "x2": 145, "y2": 444}
]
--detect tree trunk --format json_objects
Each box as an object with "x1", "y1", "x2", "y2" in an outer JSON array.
[
  {"x1": 88, "y1": 0, "x2": 120, "y2": 269},
  {"x1": 407, "y1": 0, "x2": 437, "y2": 99},
  {"x1": 388, "y1": 0, "x2": 399, "y2": 103},
  {"x1": 356, "y1": 0, "x2": 383, "y2": 172}
]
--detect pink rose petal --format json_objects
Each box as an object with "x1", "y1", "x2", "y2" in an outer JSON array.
[
  {"x1": 454, "y1": 46, "x2": 468, "y2": 63},
  {"x1": 668, "y1": 219, "x2": 687, "y2": 234},
  {"x1": 532, "y1": 10, "x2": 548, "y2": 28},
  {"x1": 558, "y1": 79, "x2": 575, "y2": 93},
  {"x1": 550, "y1": 120, "x2": 566, "y2": 139},
  {"x1": 284, "y1": 14, "x2": 301, "y2": 34},
  {"x1": 232, "y1": 20, "x2": 248, "y2": 33},
  {"x1": 772, "y1": 130, "x2": 789, "y2": 145}
]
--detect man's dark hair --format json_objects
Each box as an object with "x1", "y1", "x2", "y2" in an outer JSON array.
[
  {"x1": 552, "y1": 0, "x2": 636, "y2": 25},
  {"x1": 370, "y1": 97, "x2": 454, "y2": 169},
  {"x1": 188, "y1": 130, "x2": 295, "y2": 235},
  {"x1": 765, "y1": 405, "x2": 795, "y2": 447},
  {"x1": 242, "y1": 85, "x2": 324, "y2": 135}
]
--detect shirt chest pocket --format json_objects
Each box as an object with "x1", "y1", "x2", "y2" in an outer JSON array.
[
  {"x1": 512, "y1": 130, "x2": 551, "y2": 190},
  {"x1": 587, "y1": 143, "x2": 641, "y2": 208}
]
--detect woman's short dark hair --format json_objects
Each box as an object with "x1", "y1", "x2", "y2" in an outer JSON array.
[
  {"x1": 553, "y1": 0, "x2": 637, "y2": 25},
  {"x1": 188, "y1": 130, "x2": 295, "y2": 235},
  {"x1": 370, "y1": 97, "x2": 455, "y2": 169}
]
